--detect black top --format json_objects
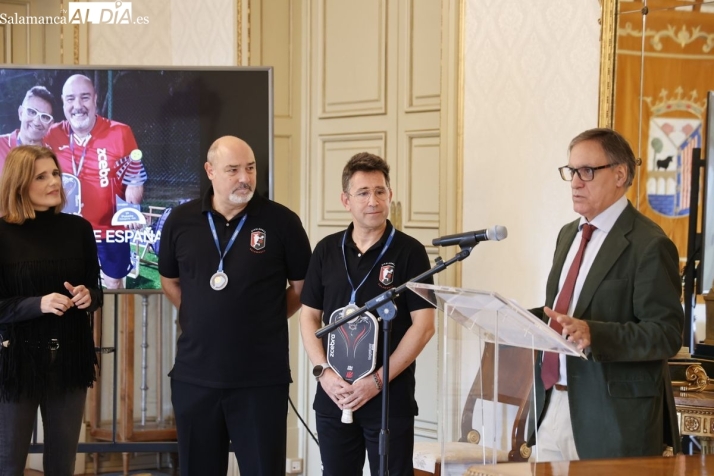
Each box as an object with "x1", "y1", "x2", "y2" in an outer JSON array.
[
  {"x1": 301, "y1": 221, "x2": 434, "y2": 418},
  {"x1": 158, "y1": 189, "x2": 312, "y2": 388},
  {"x1": 0, "y1": 210, "x2": 102, "y2": 402}
]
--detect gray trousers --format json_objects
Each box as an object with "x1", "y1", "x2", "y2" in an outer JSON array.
[{"x1": 0, "y1": 372, "x2": 87, "y2": 476}]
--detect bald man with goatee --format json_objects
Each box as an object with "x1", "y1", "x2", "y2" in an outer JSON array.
[
  {"x1": 45, "y1": 74, "x2": 147, "y2": 289},
  {"x1": 158, "y1": 136, "x2": 312, "y2": 476}
]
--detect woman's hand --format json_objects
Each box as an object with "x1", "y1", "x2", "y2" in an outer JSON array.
[
  {"x1": 41, "y1": 292, "x2": 74, "y2": 316},
  {"x1": 64, "y1": 282, "x2": 92, "y2": 309}
]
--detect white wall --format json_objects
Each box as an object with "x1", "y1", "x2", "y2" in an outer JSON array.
[
  {"x1": 461, "y1": 0, "x2": 602, "y2": 306},
  {"x1": 88, "y1": 0, "x2": 235, "y2": 65}
]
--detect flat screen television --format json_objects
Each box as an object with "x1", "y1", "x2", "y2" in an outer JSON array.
[
  {"x1": 702, "y1": 91, "x2": 714, "y2": 294},
  {"x1": 0, "y1": 66, "x2": 273, "y2": 292}
]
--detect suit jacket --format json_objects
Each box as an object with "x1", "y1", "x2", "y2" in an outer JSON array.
[{"x1": 533, "y1": 202, "x2": 683, "y2": 459}]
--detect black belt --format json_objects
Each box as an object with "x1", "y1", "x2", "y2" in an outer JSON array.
[{"x1": 19, "y1": 339, "x2": 61, "y2": 351}]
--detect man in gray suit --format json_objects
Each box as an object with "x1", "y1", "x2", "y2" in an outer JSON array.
[{"x1": 531, "y1": 128, "x2": 683, "y2": 461}]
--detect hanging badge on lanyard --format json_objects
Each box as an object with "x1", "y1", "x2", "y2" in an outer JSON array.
[{"x1": 208, "y1": 213, "x2": 248, "y2": 291}]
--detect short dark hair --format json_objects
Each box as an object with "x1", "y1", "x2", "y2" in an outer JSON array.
[
  {"x1": 0, "y1": 146, "x2": 66, "y2": 224},
  {"x1": 341, "y1": 152, "x2": 390, "y2": 192},
  {"x1": 568, "y1": 128, "x2": 637, "y2": 186},
  {"x1": 23, "y1": 86, "x2": 55, "y2": 108}
]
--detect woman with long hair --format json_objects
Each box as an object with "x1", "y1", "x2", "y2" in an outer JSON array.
[{"x1": 0, "y1": 145, "x2": 102, "y2": 475}]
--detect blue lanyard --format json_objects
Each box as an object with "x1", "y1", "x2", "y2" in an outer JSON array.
[
  {"x1": 207, "y1": 213, "x2": 248, "y2": 273},
  {"x1": 341, "y1": 226, "x2": 396, "y2": 304}
]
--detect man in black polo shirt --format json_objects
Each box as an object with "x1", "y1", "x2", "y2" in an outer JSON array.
[
  {"x1": 158, "y1": 136, "x2": 311, "y2": 476},
  {"x1": 300, "y1": 152, "x2": 435, "y2": 475}
]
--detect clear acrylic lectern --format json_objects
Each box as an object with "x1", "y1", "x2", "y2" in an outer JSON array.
[{"x1": 408, "y1": 283, "x2": 585, "y2": 475}]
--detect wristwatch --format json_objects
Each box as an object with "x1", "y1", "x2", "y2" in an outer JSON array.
[{"x1": 312, "y1": 363, "x2": 330, "y2": 380}]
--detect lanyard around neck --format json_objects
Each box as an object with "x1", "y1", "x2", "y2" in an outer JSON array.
[
  {"x1": 207, "y1": 213, "x2": 248, "y2": 273},
  {"x1": 69, "y1": 131, "x2": 89, "y2": 177},
  {"x1": 341, "y1": 226, "x2": 396, "y2": 304}
]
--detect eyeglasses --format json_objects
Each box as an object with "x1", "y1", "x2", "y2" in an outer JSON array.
[
  {"x1": 23, "y1": 106, "x2": 53, "y2": 124},
  {"x1": 347, "y1": 187, "x2": 390, "y2": 203},
  {"x1": 558, "y1": 164, "x2": 616, "y2": 182}
]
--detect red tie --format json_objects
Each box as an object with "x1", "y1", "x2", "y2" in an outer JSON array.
[{"x1": 541, "y1": 223, "x2": 596, "y2": 390}]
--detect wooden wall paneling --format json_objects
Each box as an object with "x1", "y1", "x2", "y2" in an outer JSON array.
[
  {"x1": 397, "y1": 0, "x2": 443, "y2": 443},
  {"x1": 405, "y1": 0, "x2": 441, "y2": 112},
  {"x1": 317, "y1": 0, "x2": 387, "y2": 118},
  {"x1": 317, "y1": 131, "x2": 387, "y2": 227}
]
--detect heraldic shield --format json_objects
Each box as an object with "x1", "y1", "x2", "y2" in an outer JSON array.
[{"x1": 646, "y1": 117, "x2": 701, "y2": 217}]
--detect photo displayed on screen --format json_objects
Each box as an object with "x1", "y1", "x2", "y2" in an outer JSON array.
[{"x1": 0, "y1": 67, "x2": 272, "y2": 292}]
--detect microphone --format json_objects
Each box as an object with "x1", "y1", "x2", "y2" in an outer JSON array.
[{"x1": 432, "y1": 225, "x2": 508, "y2": 247}]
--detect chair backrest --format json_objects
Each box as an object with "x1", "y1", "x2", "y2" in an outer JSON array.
[{"x1": 459, "y1": 343, "x2": 534, "y2": 462}]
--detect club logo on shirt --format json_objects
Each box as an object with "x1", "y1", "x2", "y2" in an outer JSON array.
[
  {"x1": 250, "y1": 228, "x2": 266, "y2": 253},
  {"x1": 379, "y1": 263, "x2": 395, "y2": 287}
]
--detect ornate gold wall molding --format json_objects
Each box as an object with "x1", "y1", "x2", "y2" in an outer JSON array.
[
  {"x1": 73, "y1": 23, "x2": 79, "y2": 64},
  {"x1": 237, "y1": 0, "x2": 242, "y2": 64},
  {"x1": 598, "y1": 0, "x2": 618, "y2": 128}
]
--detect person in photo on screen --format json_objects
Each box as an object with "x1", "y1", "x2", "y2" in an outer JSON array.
[
  {"x1": 0, "y1": 146, "x2": 102, "y2": 475},
  {"x1": 45, "y1": 74, "x2": 147, "y2": 289},
  {"x1": 529, "y1": 128, "x2": 684, "y2": 462},
  {"x1": 0, "y1": 86, "x2": 55, "y2": 169},
  {"x1": 158, "y1": 136, "x2": 312, "y2": 476},
  {"x1": 299, "y1": 152, "x2": 436, "y2": 476}
]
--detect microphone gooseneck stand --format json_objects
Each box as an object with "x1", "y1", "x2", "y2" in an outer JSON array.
[{"x1": 315, "y1": 239, "x2": 478, "y2": 476}]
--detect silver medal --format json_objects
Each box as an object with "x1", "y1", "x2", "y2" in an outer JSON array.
[{"x1": 210, "y1": 271, "x2": 228, "y2": 291}]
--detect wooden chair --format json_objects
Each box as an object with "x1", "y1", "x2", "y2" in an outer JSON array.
[{"x1": 414, "y1": 343, "x2": 534, "y2": 475}]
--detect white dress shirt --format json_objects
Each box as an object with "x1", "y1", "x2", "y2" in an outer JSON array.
[{"x1": 554, "y1": 194, "x2": 628, "y2": 386}]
